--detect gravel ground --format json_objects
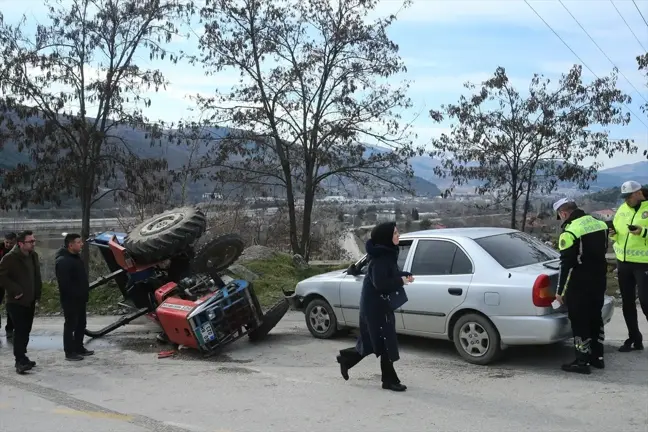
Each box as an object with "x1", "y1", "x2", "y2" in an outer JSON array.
[{"x1": 0, "y1": 308, "x2": 647, "y2": 432}]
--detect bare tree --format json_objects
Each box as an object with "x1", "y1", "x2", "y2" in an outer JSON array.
[
  {"x1": 179, "y1": 0, "x2": 420, "y2": 259},
  {"x1": 638, "y1": 52, "x2": 648, "y2": 160},
  {"x1": 429, "y1": 65, "x2": 636, "y2": 230},
  {"x1": 0, "y1": 0, "x2": 192, "y2": 266}
]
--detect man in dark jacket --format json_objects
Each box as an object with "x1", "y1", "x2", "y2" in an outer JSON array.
[
  {"x1": 55, "y1": 233, "x2": 94, "y2": 361},
  {"x1": 0, "y1": 230, "x2": 42, "y2": 374},
  {"x1": 1, "y1": 231, "x2": 17, "y2": 339},
  {"x1": 554, "y1": 199, "x2": 609, "y2": 374}
]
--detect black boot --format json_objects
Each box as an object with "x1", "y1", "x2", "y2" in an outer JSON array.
[
  {"x1": 65, "y1": 353, "x2": 84, "y2": 361},
  {"x1": 562, "y1": 337, "x2": 592, "y2": 374},
  {"x1": 561, "y1": 358, "x2": 591, "y2": 374},
  {"x1": 589, "y1": 356, "x2": 604, "y2": 369},
  {"x1": 380, "y1": 355, "x2": 407, "y2": 391},
  {"x1": 618, "y1": 339, "x2": 644, "y2": 352},
  {"x1": 337, "y1": 348, "x2": 363, "y2": 381},
  {"x1": 15, "y1": 358, "x2": 32, "y2": 374},
  {"x1": 78, "y1": 347, "x2": 95, "y2": 356},
  {"x1": 336, "y1": 355, "x2": 349, "y2": 381}
]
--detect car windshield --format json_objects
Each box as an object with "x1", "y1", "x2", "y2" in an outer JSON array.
[{"x1": 474, "y1": 232, "x2": 559, "y2": 269}]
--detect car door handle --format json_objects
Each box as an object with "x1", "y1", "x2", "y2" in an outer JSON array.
[{"x1": 448, "y1": 288, "x2": 463, "y2": 296}]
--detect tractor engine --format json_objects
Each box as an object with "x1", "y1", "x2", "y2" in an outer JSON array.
[{"x1": 153, "y1": 276, "x2": 262, "y2": 351}]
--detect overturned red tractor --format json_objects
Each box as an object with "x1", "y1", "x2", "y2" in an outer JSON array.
[{"x1": 84, "y1": 206, "x2": 288, "y2": 354}]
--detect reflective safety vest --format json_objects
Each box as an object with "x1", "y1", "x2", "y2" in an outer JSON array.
[
  {"x1": 557, "y1": 213, "x2": 609, "y2": 294},
  {"x1": 559, "y1": 214, "x2": 609, "y2": 259},
  {"x1": 611, "y1": 201, "x2": 648, "y2": 264}
]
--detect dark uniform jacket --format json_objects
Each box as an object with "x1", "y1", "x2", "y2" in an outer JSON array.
[
  {"x1": 55, "y1": 247, "x2": 90, "y2": 304},
  {"x1": 557, "y1": 209, "x2": 608, "y2": 296},
  {"x1": 355, "y1": 240, "x2": 411, "y2": 362},
  {"x1": 0, "y1": 246, "x2": 10, "y2": 304},
  {"x1": 0, "y1": 246, "x2": 42, "y2": 307}
]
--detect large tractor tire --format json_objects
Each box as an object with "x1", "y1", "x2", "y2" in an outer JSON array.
[
  {"x1": 248, "y1": 298, "x2": 289, "y2": 342},
  {"x1": 123, "y1": 206, "x2": 207, "y2": 265},
  {"x1": 191, "y1": 233, "x2": 245, "y2": 274}
]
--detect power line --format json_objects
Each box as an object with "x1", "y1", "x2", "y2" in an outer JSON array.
[
  {"x1": 610, "y1": 0, "x2": 647, "y2": 53},
  {"x1": 632, "y1": 0, "x2": 648, "y2": 28},
  {"x1": 559, "y1": 0, "x2": 648, "y2": 106},
  {"x1": 524, "y1": 0, "x2": 648, "y2": 129}
]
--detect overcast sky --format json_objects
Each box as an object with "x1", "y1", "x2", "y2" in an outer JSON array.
[{"x1": 2, "y1": 0, "x2": 648, "y2": 169}]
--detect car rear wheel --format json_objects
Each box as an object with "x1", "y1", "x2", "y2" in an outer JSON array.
[
  {"x1": 452, "y1": 313, "x2": 502, "y2": 365},
  {"x1": 304, "y1": 298, "x2": 338, "y2": 339}
]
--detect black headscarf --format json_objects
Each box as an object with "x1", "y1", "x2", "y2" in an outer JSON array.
[{"x1": 370, "y1": 222, "x2": 397, "y2": 248}]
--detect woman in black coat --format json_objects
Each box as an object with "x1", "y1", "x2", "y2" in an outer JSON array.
[{"x1": 336, "y1": 221, "x2": 413, "y2": 392}]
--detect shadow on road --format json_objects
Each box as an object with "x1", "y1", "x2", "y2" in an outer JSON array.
[{"x1": 335, "y1": 330, "x2": 648, "y2": 385}]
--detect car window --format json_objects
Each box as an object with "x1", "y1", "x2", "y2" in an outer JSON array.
[
  {"x1": 357, "y1": 240, "x2": 412, "y2": 274},
  {"x1": 451, "y1": 247, "x2": 473, "y2": 274},
  {"x1": 397, "y1": 241, "x2": 412, "y2": 269},
  {"x1": 475, "y1": 232, "x2": 559, "y2": 269},
  {"x1": 410, "y1": 240, "x2": 457, "y2": 275}
]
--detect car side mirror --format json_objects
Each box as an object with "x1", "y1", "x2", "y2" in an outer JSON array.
[{"x1": 346, "y1": 263, "x2": 359, "y2": 276}]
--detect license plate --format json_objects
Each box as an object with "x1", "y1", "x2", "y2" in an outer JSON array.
[{"x1": 201, "y1": 322, "x2": 215, "y2": 341}]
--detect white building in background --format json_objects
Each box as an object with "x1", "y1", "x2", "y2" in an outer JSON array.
[
  {"x1": 320, "y1": 195, "x2": 346, "y2": 203},
  {"x1": 202, "y1": 193, "x2": 223, "y2": 201}
]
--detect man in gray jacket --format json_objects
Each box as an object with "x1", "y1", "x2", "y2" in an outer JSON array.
[
  {"x1": 1, "y1": 231, "x2": 17, "y2": 339},
  {"x1": 0, "y1": 230, "x2": 42, "y2": 374}
]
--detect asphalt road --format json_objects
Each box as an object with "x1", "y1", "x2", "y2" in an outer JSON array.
[{"x1": 0, "y1": 308, "x2": 647, "y2": 432}]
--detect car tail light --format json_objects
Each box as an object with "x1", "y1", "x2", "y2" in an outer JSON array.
[{"x1": 532, "y1": 274, "x2": 554, "y2": 307}]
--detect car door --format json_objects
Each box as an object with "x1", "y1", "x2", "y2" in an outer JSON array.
[
  {"x1": 401, "y1": 239, "x2": 474, "y2": 335},
  {"x1": 338, "y1": 240, "x2": 413, "y2": 330}
]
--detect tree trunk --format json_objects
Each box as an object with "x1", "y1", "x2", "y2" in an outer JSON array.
[
  {"x1": 300, "y1": 186, "x2": 315, "y2": 262},
  {"x1": 520, "y1": 179, "x2": 533, "y2": 232},
  {"x1": 509, "y1": 195, "x2": 517, "y2": 230},
  {"x1": 285, "y1": 184, "x2": 301, "y2": 256},
  {"x1": 80, "y1": 191, "x2": 92, "y2": 275}
]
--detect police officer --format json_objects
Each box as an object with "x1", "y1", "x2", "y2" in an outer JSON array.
[
  {"x1": 554, "y1": 198, "x2": 608, "y2": 374},
  {"x1": 609, "y1": 180, "x2": 648, "y2": 352}
]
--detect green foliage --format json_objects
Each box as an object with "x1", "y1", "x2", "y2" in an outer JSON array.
[
  {"x1": 243, "y1": 254, "x2": 349, "y2": 307},
  {"x1": 419, "y1": 218, "x2": 433, "y2": 230},
  {"x1": 37, "y1": 281, "x2": 123, "y2": 315},
  {"x1": 587, "y1": 185, "x2": 647, "y2": 204}
]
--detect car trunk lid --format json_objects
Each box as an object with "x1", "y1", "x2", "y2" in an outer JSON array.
[{"x1": 509, "y1": 261, "x2": 560, "y2": 316}]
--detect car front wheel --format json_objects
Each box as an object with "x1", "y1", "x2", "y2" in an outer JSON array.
[
  {"x1": 304, "y1": 298, "x2": 338, "y2": 339},
  {"x1": 452, "y1": 313, "x2": 502, "y2": 365}
]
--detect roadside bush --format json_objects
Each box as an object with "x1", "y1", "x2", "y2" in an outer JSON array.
[{"x1": 419, "y1": 218, "x2": 433, "y2": 230}]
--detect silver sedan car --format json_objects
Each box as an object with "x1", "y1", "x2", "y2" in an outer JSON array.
[{"x1": 283, "y1": 227, "x2": 615, "y2": 365}]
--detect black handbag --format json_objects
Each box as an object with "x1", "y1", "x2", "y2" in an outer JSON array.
[{"x1": 385, "y1": 288, "x2": 408, "y2": 311}]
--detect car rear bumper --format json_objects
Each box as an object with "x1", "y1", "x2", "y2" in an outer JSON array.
[
  {"x1": 491, "y1": 296, "x2": 615, "y2": 345},
  {"x1": 281, "y1": 289, "x2": 304, "y2": 311}
]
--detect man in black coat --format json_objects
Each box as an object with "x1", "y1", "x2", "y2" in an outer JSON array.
[
  {"x1": 1, "y1": 231, "x2": 17, "y2": 339},
  {"x1": 55, "y1": 233, "x2": 94, "y2": 361}
]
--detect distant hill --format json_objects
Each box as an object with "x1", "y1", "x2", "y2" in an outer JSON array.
[
  {"x1": 0, "y1": 121, "x2": 441, "y2": 204},
  {"x1": 405, "y1": 156, "x2": 648, "y2": 192},
  {"x1": 593, "y1": 161, "x2": 648, "y2": 188}
]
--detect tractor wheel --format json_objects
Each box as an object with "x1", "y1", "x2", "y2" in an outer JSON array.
[
  {"x1": 248, "y1": 298, "x2": 289, "y2": 342},
  {"x1": 123, "y1": 206, "x2": 207, "y2": 265},
  {"x1": 191, "y1": 233, "x2": 245, "y2": 274}
]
